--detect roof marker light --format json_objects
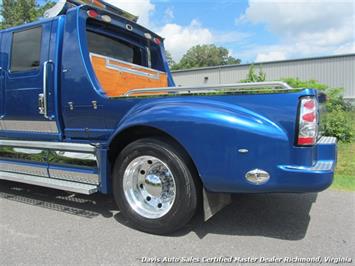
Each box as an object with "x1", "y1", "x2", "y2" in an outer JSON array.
[
  {"x1": 101, "y1": 15, "x2": 112, "y2": 23},
  {"x1": 91, "y1": 0, "x2": 106, "y2": 9},
  {"x1": 144, "y1": 33, "x2": 152, "y2": 40},
  {"x1": 87, "y1": 10, "x2": 99, "y2": 18},
  {"x1": 126, "y1": 24, "x2": 133, "y2": 31},
  {"x1": 153, "y1": 38, "x2": 161, "y2": 45}
]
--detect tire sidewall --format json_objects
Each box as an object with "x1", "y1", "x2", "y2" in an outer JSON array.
[{"x1": 113, "y1": 138, "x2": 197, "y2": 234}]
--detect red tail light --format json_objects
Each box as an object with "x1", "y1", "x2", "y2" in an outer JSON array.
[
  {"x1": 302, "y1": 112, "x2": 316, "y2": 122},
  {"x1": 297, "y1": 97, "x2": 318, "y2": 146}
]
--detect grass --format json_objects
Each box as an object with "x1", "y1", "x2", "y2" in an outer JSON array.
[{"x1": 332, "y1": 111, "x2": 355, "y2": 191}]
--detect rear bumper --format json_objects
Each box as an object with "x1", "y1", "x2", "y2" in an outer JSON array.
[
  {"x1": 209, "y1": 136, "x2": 337, "y2": 193},
  {"x1": 275, "y1": 136, "x2": 337, "y2": 192}
]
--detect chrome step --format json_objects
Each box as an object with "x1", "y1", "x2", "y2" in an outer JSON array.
[
  {"x1": 0, "y1": 171, "x2": 98, "y2": 195},
  {"x1": 0, "y1": 139, "x2": 96, "y2": 152}
]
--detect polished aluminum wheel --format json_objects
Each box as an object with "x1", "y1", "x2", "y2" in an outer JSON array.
[{"x1": 123, "y1": 155, "x2": 176, "y2": 219}]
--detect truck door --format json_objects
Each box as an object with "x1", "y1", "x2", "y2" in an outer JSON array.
[{"x1": 0, "y1": 21, "x2": 58, "y2": 140}]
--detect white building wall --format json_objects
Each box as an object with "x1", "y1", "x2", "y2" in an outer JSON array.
[{"x1": 172, "y1": 54, "x2": 355, "y2": 100}]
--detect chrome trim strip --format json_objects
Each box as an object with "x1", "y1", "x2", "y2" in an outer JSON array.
[
  {"x1": 49, "y1": 151, "x2": 97, "y2": 167},
  {"x1": 90, "y1": 53, "x2": 163, "y2": 80},
  {"x1": 90, "y1": 53, "x2": 166, "y2": 74},
  {"x1": 284, "y1": 160, "x2": 334, "y2": 171},
  {"x1": 310, "y1": 161, "x2": 334, "y2": 171},
  {"x1": 0, "y1": 161, "x2": 48, "y2": 177},
  {"x1": 0, "y1": 171, "x2": 98, "y2": 195},
  {"x1": 0, "y1": 120, "x2": 58, "y2": 133},
  {"x1": 123, "y1": 81, "x2": 295, "y2": 97},
  {"x1": 49, "y1": 168, "x2": 99, "y2": 185},
  {"x1": 0, "y1": 139, "x2": 96, "y2": 153},
  {"x1": 318, "y1": 136, "x2": 337, "y2": 144},
  {"x1": 0, "y1": 146, "x2": 47, "y2": 163},
  {"x1": 43, "y1": 61, "x2": 51, "y2": 118},
  {"x1": 106, "y1": 62, "x2": 160, "y2": 80}
]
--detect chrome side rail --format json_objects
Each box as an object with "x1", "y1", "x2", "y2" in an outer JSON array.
[
  {"x1": 0, "y1": 171, "x2": 98, "y2": 195},
  {"x1": 0, "y1": 139, "x2": 96, "y2": 153},
  {"x1": 0, "y1": 140, "x2": 100, "y2": 186},
  {"x1": 123, "y1": 81, "x2": 294, "y2": 97}
]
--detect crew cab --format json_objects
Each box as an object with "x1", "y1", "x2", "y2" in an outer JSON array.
[{"x1": 0, "y1": 0, "x2": 337, "y2": 234}]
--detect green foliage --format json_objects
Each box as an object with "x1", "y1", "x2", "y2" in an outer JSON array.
[
  {"x1": 0, "y1": 0, "x2": 55, "y2": 30},
  {"x1": 240, "y1": 64, "x2": 266, "y2": 83},
  {"x1": 322, "y1": 107, "x2": 353, "y2": 143},
  {"x1": 282, "y1": 78, "x2": 353, "y2": 112},
  {"x1": 282, "y1": 78, "x2": 353, "y2": 142},
  {"x1": 172, "y1": 44, "x2": 241, "y2": 70},
  {"x1": 281, "y1": 77, "x2": 327, "y2": 90},
  {"x1": 164, "y1": 50, "x2": 176, "y2": 69},
  {"x1": 333, "y1": 139, "x2": 355, "y2": 191},
  {"x1": 333, "y1": 112, "x2": 355, "y2": 191}
]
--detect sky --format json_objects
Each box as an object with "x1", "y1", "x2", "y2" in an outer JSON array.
[{"x1": 38, "y1": 0, "x2": 355, "y2": 63}]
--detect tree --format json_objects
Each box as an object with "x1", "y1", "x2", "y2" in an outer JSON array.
[
  {"x1": 172, "y1": 44, "x2": 241, "y2": 70},
  {"x1": 0, "y1": 0, "x2": 55, "y2": 30},
  {"x1": 240, "y1": 65, "x2": 266, "y2": 83},
  {"x1": 164, "y1": 50, "x2": 176, "y2": 69}
]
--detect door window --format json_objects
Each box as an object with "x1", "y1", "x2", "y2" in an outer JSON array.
[{"x1": 10, "y1": 27, "x2": 42, "y2": 72}]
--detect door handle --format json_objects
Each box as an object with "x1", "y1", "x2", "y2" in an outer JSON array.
[
  {"x1": 38, "y1": 93, "x2": 45, "y2": 115},
  {"x1": 42, "y1": 60, "x2": 53, "y2": 118}
]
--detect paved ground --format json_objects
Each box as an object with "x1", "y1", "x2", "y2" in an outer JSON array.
[{"x1": 0, "y1": 180, "x2": 354, "y2": 265}]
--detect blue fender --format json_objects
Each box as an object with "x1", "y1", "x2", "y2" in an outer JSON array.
[{"x1": 108, "y1": 97, "x2": 290, "y2": 192}]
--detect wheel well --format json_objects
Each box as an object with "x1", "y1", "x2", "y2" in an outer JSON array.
[{"x1": 108, "y1": 126, "x2": 201, "y2": 182}]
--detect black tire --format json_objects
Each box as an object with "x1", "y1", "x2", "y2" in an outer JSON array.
[{"x1": 112, "y1": 137, "x2": 200, "y2": 234}]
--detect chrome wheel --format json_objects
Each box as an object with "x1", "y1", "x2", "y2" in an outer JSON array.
[{"x1": 123, "y1": 155, "x2": 176, "y2": 219}]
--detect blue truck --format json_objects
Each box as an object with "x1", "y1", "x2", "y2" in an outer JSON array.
[{"x1": 0, "y1": 0, "x2": 337, "y2": 234}]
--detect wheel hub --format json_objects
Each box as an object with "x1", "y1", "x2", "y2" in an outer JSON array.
[
  {"x1": 143, "y1": 174, "x2": 162, "y2": 197},
  {"x1": 123, "y1": 155, "x2": 176, "y2": 219}
]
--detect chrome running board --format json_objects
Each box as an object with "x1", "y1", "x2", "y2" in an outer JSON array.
[
  {"x1": 0, "y1": 139, "x2": 96, "y2": 152},
  {"x1": 0, "y1": 139, "x2": 99, "y2": 186},
  {"x1": 0, "y1": 171, "x2": 98, "y2": 195}
]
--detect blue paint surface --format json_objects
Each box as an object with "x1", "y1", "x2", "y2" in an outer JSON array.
[{"x1": 0, "y1": 5, "x2": 336, "y2": 194}]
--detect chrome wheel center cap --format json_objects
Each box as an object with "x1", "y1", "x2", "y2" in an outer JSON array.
[{"x1": 144, "y1": 174, "x2": 162, "y2": 197}]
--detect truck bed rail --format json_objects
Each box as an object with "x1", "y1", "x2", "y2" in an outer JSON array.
[{"x1": 123, "y1": 81, "x2": 296, "y2": 97}]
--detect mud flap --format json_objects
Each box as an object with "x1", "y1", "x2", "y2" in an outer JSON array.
[{"x1": 203, "y1": 189, "x2": 232, "y2": 221}]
